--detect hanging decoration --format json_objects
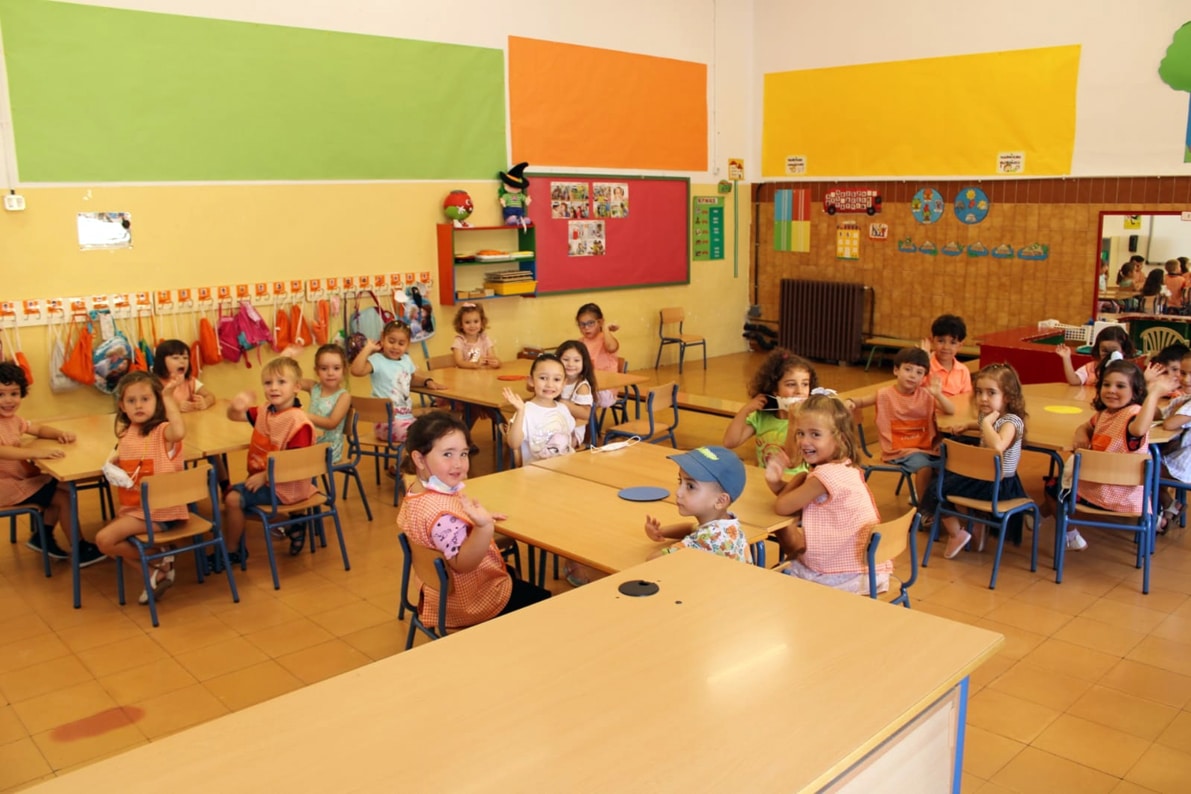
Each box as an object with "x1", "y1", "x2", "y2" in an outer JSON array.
[
  {"x1": 911, "y1": 188, "x2": 945, "y2": 224},
  {"x1": 953, "y1": 186, "x2": 990, "y2": 224}
]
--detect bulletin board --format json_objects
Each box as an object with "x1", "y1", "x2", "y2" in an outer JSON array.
[{"x1": 526, "y1": 174, "x2": 689, "y2": 294}]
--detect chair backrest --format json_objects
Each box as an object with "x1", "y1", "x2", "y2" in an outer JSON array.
[
  {"x1": 426, "y1": 353, "x2": 456, "y2": 370},
  {"x1": 1073, "y1": 449, "x2": 1149, "y2": 488},
  {"x1": 398, "y1": 531, "x2": 454, "y2": 596},
  {"x1": 1139, "y1": 326, "x2": 1186, "y2": 356},
  {"x1": 339, "y1": 407, "x2": 362, "y2": 464},
  {"x1": 139, "y1": 464, "x2": 214, "y2": 517},
  {"x1": 650, "y1": 381, "x2": 677, "y2": 413},
  {"x1": 616, "y1": 356, "x2": 628, "y2": 374},
  {"x1": 941, "y1": 439, "x2": 1001, "y2": 484},
  {"x1": 266, "y1": 443, "x2": 334, "y2": 493},
  {"x1": 659, "y1": 307, "x2": 684, "y2": 337},
  {"x1": 352, "y1": 395, "x2": 393, "y2": 427},
  {"x1": 868, "y1": 508, "x2": 917, "y2": 566}
]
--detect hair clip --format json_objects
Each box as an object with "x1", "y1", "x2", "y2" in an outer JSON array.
[
  {"x1": 811, "y1": 387, "x2": 837, "y2": 396},
  {"x1": 1108, "y1": 351, "x2": 1124, "y2": 362},
  {"x1": 461, "y1": 302, "x2": 477, "y2": 308}
]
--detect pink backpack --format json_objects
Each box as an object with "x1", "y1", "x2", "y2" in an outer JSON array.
[{"x1": 218, "y1": 301, "x2": 273, "y2": 367}]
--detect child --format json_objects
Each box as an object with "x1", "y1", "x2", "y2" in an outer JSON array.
[
  {"x1": 503, "y1": 354, "x2": 576, "y2": 463},
  {"x1": 772, "y1": 394, "x2": 889, "y2": 594},
  {"x1": 94, "y1": 372, "x2": 186, "y2": 602},
  {"x1": 557, "y1": 339, "x2": 597, "y2": 445},
  {"x1": 1165, "y1": 259, "x2": 1186, "y2": 314},
  {"x1": 1151, "y1": 343, "x2": 1188, "y2": 399},
  {"x1": 1056, "y1": 325, "x2": 1134, "y2": 386},
  {"x1": 300, "y1": 344, "x2": 351, "y2": 463},
  {"x1": 153, "y1": 339, "x2": 215, "y2": 413},
  {"x1": 1140, "y1": 267, "x2": 1167, "y2": 313},
  {"x1": 722, "y1": 348, "x2": 816, "y2": 491},
  {"x1": 644, "y1": 445, "x2": 750, "y2": 563},
  {"x1": 846, "y1": 348, "x2": 955, "y2": 516},
  {"x1": 576, "y1": 303, "x2": 620, "y2": 410},
  {"x1": 223, "y1": 356, "x2": 316, "y2": 559},
  {"x1": 0, "y1": 362, "x2": 104, "y2": 565},
  {"x1": 450, "y1": 303, "x2": 500, "y2": 369},
  {"x1": 397, "y1": 411, "x2": 550, "y2": 629},
  {"x1": 1066, "y1": 359, "x2": 1176, "y2": 551},
  {"x1": 921, "y1": 314, "x2": 972, "y2": 397},
  {"x1": 1158, "y1": 347, "x2": 1191, "y2": 528},
  {"x1": 937, "y1": 363, "x2": 1030, "y2": 557},
  {"x1": 349, "y1": 320, "x2": 446, "y2": 443}
]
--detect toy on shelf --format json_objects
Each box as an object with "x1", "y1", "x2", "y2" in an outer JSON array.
[
  {"x1": 498, "y1": 161, "x2": 532, "y2": 229},
  {"x1": 443, "y1": 190, "x2": 474, "y2": 227}
]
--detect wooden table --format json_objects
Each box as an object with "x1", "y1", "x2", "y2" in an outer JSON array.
[
  {"x1": 29, "y1": 551, "x2": 1002, "y2": 793},
  {"x1": 529, "y1": 441, "x2": 792, "y2": 535},
  {"x1": 412, "y1": 357, "x2": 648, "y2": 412}
]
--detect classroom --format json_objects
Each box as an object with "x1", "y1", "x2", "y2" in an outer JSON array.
[{"x1": 2, "y1": 0, "x2": 1191, "y2": 791}]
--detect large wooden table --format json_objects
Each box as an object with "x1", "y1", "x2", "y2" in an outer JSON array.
[
  {"x1": 30, "y1": 551, "x2": 1002, "y2": 793},
  {"x1": 529, "y1": 441, "x2": 791, "y2": 535},
  {"x1": 30, "y1": 405, "x2": 251, "y2": 607},
  {"x1": 412, "y1": 356, "x2": 648, "y2": 411}
]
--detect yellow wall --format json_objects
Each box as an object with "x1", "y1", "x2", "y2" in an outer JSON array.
[{"x1": 2, "y1": 181, "x2": 750, "y2": 421}]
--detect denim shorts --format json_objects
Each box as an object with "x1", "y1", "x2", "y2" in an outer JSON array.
[{"x1": 888, "y1": 451, "x2": 939, "y2": 473}]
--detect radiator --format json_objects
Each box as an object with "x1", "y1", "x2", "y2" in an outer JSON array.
[{"x1": 779, "y1": 280, "x2": 867, "y2": 364}]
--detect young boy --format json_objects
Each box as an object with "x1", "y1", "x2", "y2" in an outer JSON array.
[
  {"x1": 846, "y1": 348, "x2": 954, "y2": 516},
  {"x1": 921, "y1": 314, "x2": 972, "y2": 397},
  {"x1": 223, "y1": 356, "x2": 316, "y2": 562},
  {"x1": 644, "y1": 445, "x2": 750, "y2": 563}
]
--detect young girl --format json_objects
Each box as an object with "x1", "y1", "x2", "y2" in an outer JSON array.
[
  {"x1": 349, "y1": 320, "x2": 446, "y2": 443},
  {"x1": 1056, "y1": 325, "x2": 1134, "y2": 386},
  {"x1": 772, "y1": 394, "x2": 889, "y2": 594},
  {"x1": 1165, "y1": 259, "x2": 1187, "y2": 314},
  {"x1": 300, "y1": 344, "x2": 351, "y2": 462},
  {"x1": 503, "y1": 354, "x2": 576, "y2": 463},
  {"x1": 556, "y1": 340, "x2": 597, "y2": 445},
  {"x1": 0, "y1": 362, "x2": 104, "y2": 565},
  {"x1": 1140, "y1": 267, "x2": 1168, "y2": 314},
  {"x1": 450, "y1": 303, "x2": 500, "y2": 369},
  {"x1": 1066, "y1": 359, "x2": 1176, "y2": 551},
  {"x1": 1158, "y1": 348, "x2": 1191, "y2": 530},
  {"x1": 153, "y1": 339, "x2": 216, "y2": 413},
  {"x1": 396, "y1": 411, "x2": 550, "y2": 629},
  {"x1": 576, "y1": 303, "x2": 620, "y2": 410},
  {"x1": 95, "y1": 371, "x2": 187, "y2": 602},
  {"x1": 937, "y1": 363, "x2": 1030, "y2": 558},
  {"x1": 722, "y1": 349, "x2": 817, "y2": 492}
]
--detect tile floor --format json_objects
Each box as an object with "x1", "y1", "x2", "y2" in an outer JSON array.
[{"x1": 2, "y1": 352, "x2": 1191, "y2": 791}]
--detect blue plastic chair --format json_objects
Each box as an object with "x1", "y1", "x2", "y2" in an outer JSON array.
[
  {"x1": 922, "y1": 440, "x2": 1040, "y2": 590},
  {"x1": 334, "y1": 408, "x2": 373, "y2": 521},
  {"x1": 398, "y1": 531, "x2": 451, "y2": 649},
  {"x1": 865, "y1": 509, "x2": 920, "y2": 608},
  {"x1": 5, "y1": 503, "x2": 51, "y2": 578}
]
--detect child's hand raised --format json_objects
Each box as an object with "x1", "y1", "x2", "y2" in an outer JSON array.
[
  {"x1": 927, "y1": 375, "x2": 944, "y2": 397},
  {"x1": 458, "y1": 494, "x2": 498, "y2": 531},
  {"x1": 502, "y1": 387, "x2": 525, "y2": 410},
  {"x1": 1150, "y1": 368, "x2": 1179, "y2": 398},
  {"x1": 1056, "y1": 343, "x2": 1072, "y2": 360},
  {"x1": 230, "y1": 390, "x2": 256, "y2": 412},
  {"x1": 747, "y1": 393, "x2": 770, "y2": 413},
  {"x1": 764, "y1": 453, "x2": 788, "y2": 487},
  {"x1": 919, "y1": 337, "x2": 933, "y2": 354},
  {"x1": 644, "y1": 515, "x2": 665, "y2": 541},
  {"x1": 607, "y1": 323, "x2": 620, "y2": 333}
]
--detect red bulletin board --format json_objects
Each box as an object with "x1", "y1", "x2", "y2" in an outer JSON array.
[{"x1": 526, "y1": 173, "x2": 689, "y2": 294}]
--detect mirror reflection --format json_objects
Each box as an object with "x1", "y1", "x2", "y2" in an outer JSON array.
[
  {"x1": 77, "y1": 211, "x2": 132, "y2": 250},
  {"x1": 1096, "y1": 212, "x2": 1190, "y2": 319}
]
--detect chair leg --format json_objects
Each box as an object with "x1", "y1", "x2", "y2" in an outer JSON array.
[
  {"x1": 330, "y1": 511, "x2": 351, "y2": 571},
  {"x1": 677, "y1": 344, "x2": 684, "y2": 374}
]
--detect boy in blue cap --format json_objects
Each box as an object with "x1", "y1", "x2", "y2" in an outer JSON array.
[{"x1": 644, "y1": 445, "x2": 750, "y2": 563}]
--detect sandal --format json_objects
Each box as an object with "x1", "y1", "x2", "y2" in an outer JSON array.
[
  {"x1": 138, "y1": 556, "x2": 176, "y2": 605},
  {"x1": 286, "y1": 526, "x2": 307, "y2": 556}
]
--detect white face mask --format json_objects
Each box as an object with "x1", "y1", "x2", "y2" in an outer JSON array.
[
  {"x1": 775, "y1": 395, "x2": 806, "y2": 411},
  {"x1": 423, "y1": 475, "x2": 465, "y2": 495}
]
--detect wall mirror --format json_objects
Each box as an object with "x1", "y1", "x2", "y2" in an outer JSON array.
[
  {"x1": 1095, "y1": 210, "x2": 1190, "y2": 319},
  {"x1": 77, "y1": 211, "x2": 132, "y2": 250}
]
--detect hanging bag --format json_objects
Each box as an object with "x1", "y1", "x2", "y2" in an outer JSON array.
[
  {"x1": 61, "y1": 318, "x2": 96, "y2": 386},
  {"x1": 311, "y1": 298, "x2": 330, "y2": 345},
  {"x1": 347, "y1": 290, "x2": 393, "y2": 362},
  {"x1": 272, "y1": 302, "x2": 292, "y2": 352},
  {"x1": 47, "y1": 313, "x2": 79, "y2": 394},
  {"x1": 91, "y1": 312, "x2": 134, "y2": 394},
  {"x1": 291, "y1": 303, "x2": 313, "y2": 348}
]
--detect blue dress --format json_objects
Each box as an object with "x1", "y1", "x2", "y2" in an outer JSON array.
[{"x1": 309, "y1": 384, "x2": 347, "y2": 462}]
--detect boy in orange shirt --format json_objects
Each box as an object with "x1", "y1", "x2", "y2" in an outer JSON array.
[
  {"x1": 921, "y1": 314, "x2": 972, "y2": 397},
  {"x1": 847, "y1": 347, "x2": 955, "y2": 519}
]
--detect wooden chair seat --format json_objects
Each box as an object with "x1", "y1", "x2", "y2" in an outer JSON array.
[
  {"x1": 947, "y1": 495, "x2": 1034, "y2": 513},
  {"x1": 133, "y1": 516, "x2": 214, "y2": 546}
]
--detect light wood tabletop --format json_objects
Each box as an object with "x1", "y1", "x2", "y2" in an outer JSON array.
[
  {"x1": 180, "y1": 400, "x2": 251, "y2": 458},
  {"x1": 28, "y1": 551, "x2": 1002, "y2": 793},
  {"x1": 461, "y1": 464, "x2": 770, "y2": 573},
  {"x1": 529, "y1": 442, "x2": 792, "y2": 534},
  {"x1": 412, "y1": 357, "x2": 648, "y2": 411}
]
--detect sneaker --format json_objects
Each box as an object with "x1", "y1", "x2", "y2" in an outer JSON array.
[
  {"x1": 1066, "y1": 529, "x2": 1088, "y2": 551},
  {"x1": 26, "y1": 532, "x2": 69, "y2": 561},
  {"x1": 77, "y1": 541, "x2": 107, "y2": 569},
  {"x1": 944, "y1": 529, "x2": 972, "y2": 559},
  {"x1": 138, "y1": 557, "x2": 176, "y2": 605}
]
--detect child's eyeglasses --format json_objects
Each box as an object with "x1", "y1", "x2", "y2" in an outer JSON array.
[{"x1": 578, "y1": 320, "x2": 598, "y2": 328}]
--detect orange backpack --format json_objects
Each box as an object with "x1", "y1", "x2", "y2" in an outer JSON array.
[
  {"x1": 291, "y1": 304, "x2": 313, "y2": 348},
  {"x1": 312, "y1": 299, "x2": 330, "y2": 345},
  {"x1": 60, "y1": 320, "x2": 95, "y2": 386},
  {"x1": 272, "y1": 305, "x2": 292, "y2": 352},
  {"x1": 198, "y1": 313, "x2": 222, "y2": 365}
]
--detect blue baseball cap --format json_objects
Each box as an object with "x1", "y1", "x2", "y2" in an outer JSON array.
[{"x1": 667, "y1": 446, "x2": 745, "y2": 501}]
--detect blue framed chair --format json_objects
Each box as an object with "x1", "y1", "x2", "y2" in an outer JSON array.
[
  {"x1": 247, "y1": 444, "x2": 350, "y2": 590},
  {"x1": 597, "y1": 357, "x2": 633, "y2": 434},
  {"x1": 856, "y1": 408, "x2": 919, "y2": 508},
  {"x1": 5, "y1": 503, "x2": 51, "y2": 578},
  {"x1": 351, "y1": 396, "x2": 405, "y2": 506},
  {"x1": 115, "y1": 463, "x2": 240, "y2": 627},
  {"x1": 334, "y1": 407, "x2": 373, "y2": 521},
  {"x1": 922, "y1": 440, "x2": 1040, "y2": 590},
  {"x1": 865, "y1": 509, "x2": 920, "y2": 607},
  {"x1": 1056, "y1": 449, "x2": 1155, "y2": 593},
  {"x1": 654, "y1": 307, "x2": 706, "y2": 373},
  {"x1": 398, "y1": 531, "x2": 451, "y2": 649},
  {"x1": 603, "y1": 382, "x2": 678, "y2": 447}
]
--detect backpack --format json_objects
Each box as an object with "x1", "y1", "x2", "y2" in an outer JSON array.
[
  {"x1": 47, "y1": 316, "x2": 80, "y2": 394},
  {"x1": 198, "y1": 313, "x2": 222, "y2": 365},
  {"x1": 219, "y1": 301, "x2": 273, "y2": 367},
  {"x1": 92, "y1": 328, "x2": 134, "y2": 394},
  {"x1": 60, "y1": 319, "x2": 95, "y2": 386},
  {"x1": 272, "y1": 304, "x2": 292, "y2": 352},
  {"x1": 347, "y1": 290, "x2": 393, "y2": 362}
]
